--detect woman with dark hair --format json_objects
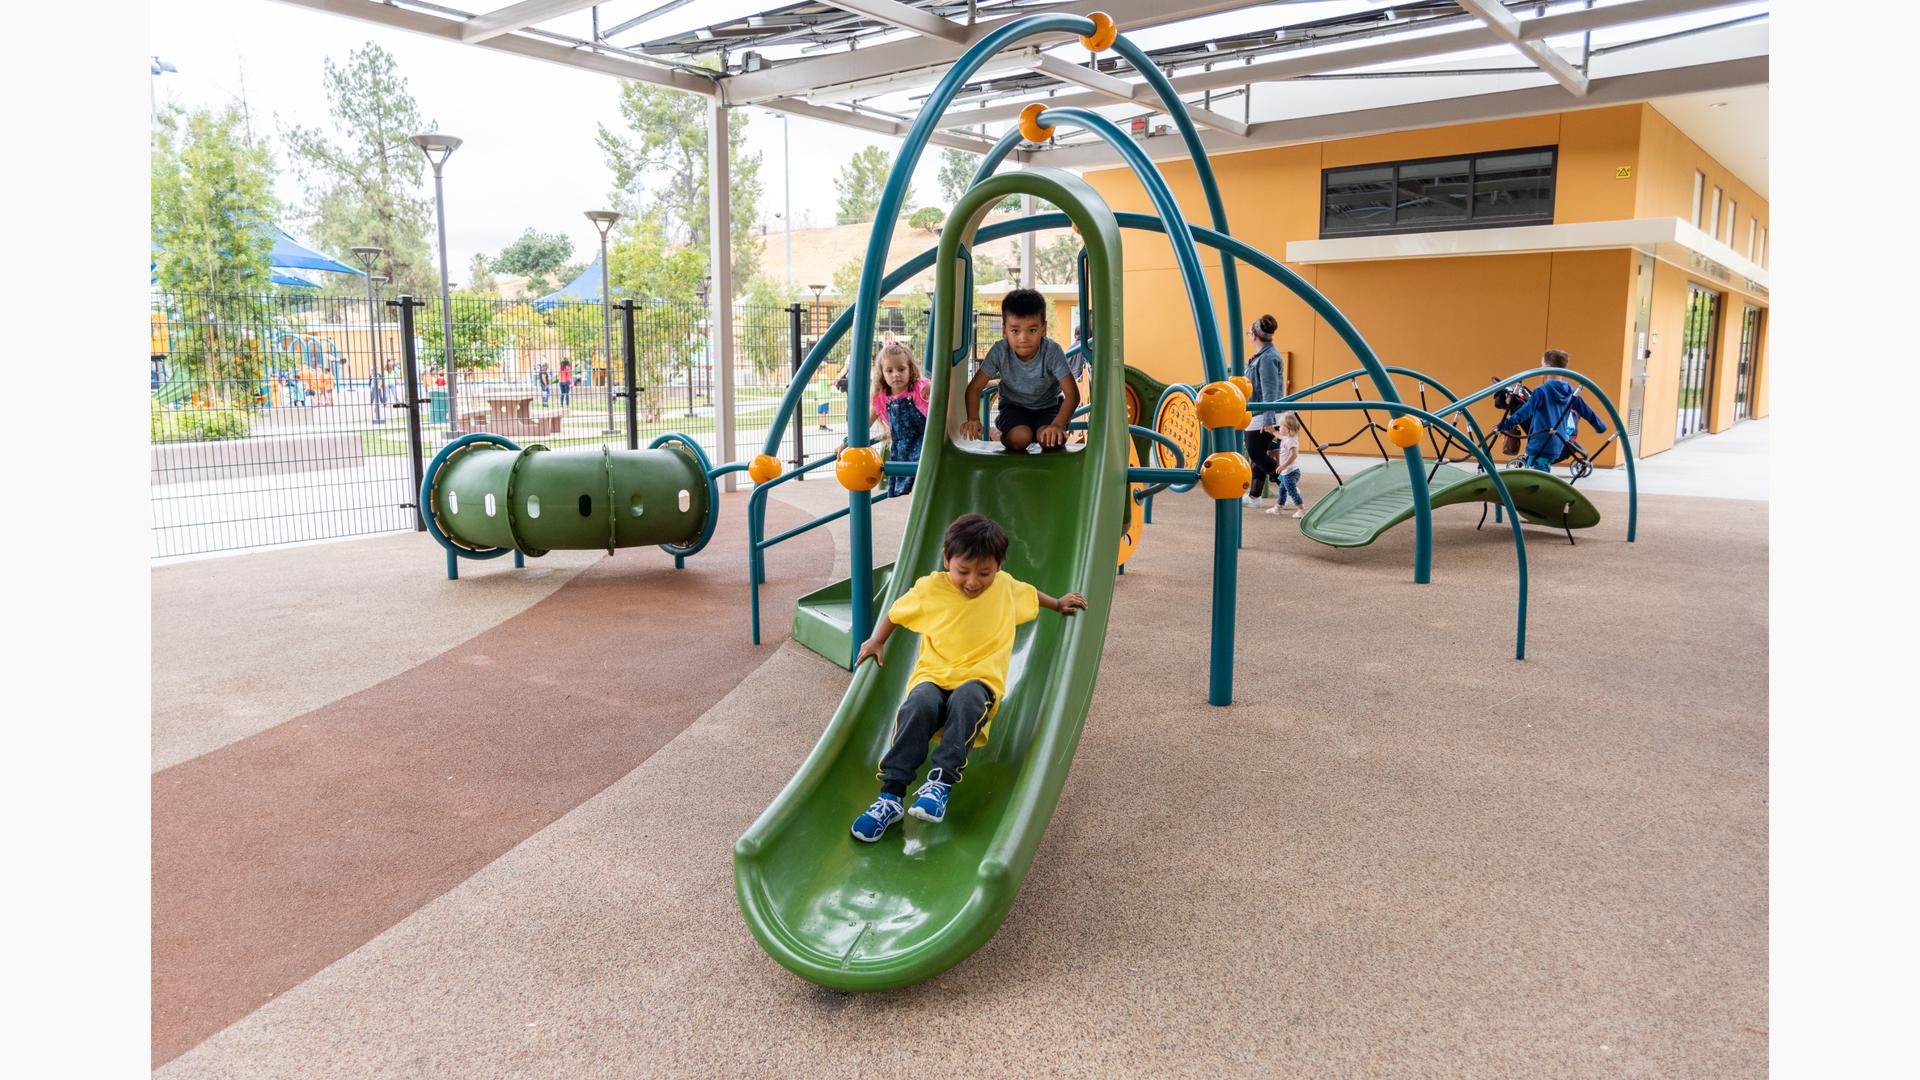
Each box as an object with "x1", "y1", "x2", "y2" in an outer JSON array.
[{"x1": 1242, "y1": 314, "x2": 1287, "y2": 508}]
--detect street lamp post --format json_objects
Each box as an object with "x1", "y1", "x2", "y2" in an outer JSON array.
[
  {"x1": 585, "y1": 210, "x2": 621, "y2": 436},
  {"x1": 370, "y1": 273, "x2": 390, "y2": 422},
  {"x1": 350, "y1": 245, "x2": 385, "y2": 423},
  {"x1": 808, "y1": 284, "x2": 827, "y2": 432},
  {"x1": 410, "y1": 133, "x2": 462, "y2": 436},
  {"x1": 690, "y1": 278, "x2": 707, "y2": 419},
  {"x1": 150, "y1": 57, "x2": 177, "y2": 119}
]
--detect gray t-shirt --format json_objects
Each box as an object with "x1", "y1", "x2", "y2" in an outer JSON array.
[{"x1": 980, "y1": 336, "x2": 1070, "y2": 411}]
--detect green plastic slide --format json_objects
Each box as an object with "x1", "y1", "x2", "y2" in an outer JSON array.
[
  {"x1": 1299, "y1": 460, "x2": 1600, "y2": 548},
  {"x1": 153, "y1": 364, "x2": 193, "y2": 406},
  {"x1": 734, "y1": 169, "x2": 1128, "y2": 991}
]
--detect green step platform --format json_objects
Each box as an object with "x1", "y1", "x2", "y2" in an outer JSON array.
[
  {"x1": 791, "y1": 562, "x2": 896, "y2": 669},
  {"x1": 1300, "y1": 460, "x2": 1600, "y2": 547}
]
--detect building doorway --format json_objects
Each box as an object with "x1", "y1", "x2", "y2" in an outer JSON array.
[
  {"x1": 1734, "y1": 304, "x2": 1762, "y2": 421},
  {"x1": 1677, "y1": 284, "x2": 1720, "y2": 441},
  {"x1": 1626, "y1": 254, "x2": 1654, "y2": 441}
]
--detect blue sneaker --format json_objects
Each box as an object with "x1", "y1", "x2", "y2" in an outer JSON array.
[
  {"x1": 851, "y1": 793, "x2": 904, "y2": 842},
  {"x1": 907, "y1": 778, "x2": 952, "y2": 823}
]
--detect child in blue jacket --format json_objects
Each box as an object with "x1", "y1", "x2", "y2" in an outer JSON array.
[{"x1": 1497, "y1": 349, "x2": 1606, "y2": 471}]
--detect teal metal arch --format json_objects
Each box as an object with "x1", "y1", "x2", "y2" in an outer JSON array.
[
  {"x1": 839, "y1": 12, "x2": 1103, "y2": 655},
  {"x1": 1026, "y1": 104, "x2": 1242, "y2": 702},
  {"x1": 1428, "y1": 365, "x2": 1639, "y2": 542},
  {"x1": 1247, "y1": 399, "x2": 1532, "y2": 660}
]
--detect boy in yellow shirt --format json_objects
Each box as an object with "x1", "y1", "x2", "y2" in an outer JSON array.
[{"x1": 851, "y1": 513, "x2": 1088, "y2": 841}]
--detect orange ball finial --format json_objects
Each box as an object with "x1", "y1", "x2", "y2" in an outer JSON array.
[
  {"x1": 1199, "y1": 452, "x2": 1253, "y2": 500},
  {"x1": 1386, "y1": 415, "x2": 1426, "y2": 448},
  {"x1": 1195, "y1": 380, "x2": 1251, "y2": 430},
  {"x1": 835, "y1": 445, "x2": 885, "y2": 491},
  {"x1": 748, "y1": 453, "x2": 783, "y2": 484},
  {"x1": 1080, "y1": 11, "x2": 1118, "y2": 52},
  {"x1": 1227, "y1": 375, "x2": 1253, "y2": 402},
  {"x1": 1019, "y1": 102, "x2": 1055, "y2": 144}
]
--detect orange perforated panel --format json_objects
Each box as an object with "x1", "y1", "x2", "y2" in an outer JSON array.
[
  {"x1": 1154, "y1": 391, "x2": 1204, "y2": 472},
  {"x1": 1125, "y1": 384, "x2": 1142, "y2": 427},
  {"x1": 1118, "y1": 439, "x2": 1143, "y2": 567}
]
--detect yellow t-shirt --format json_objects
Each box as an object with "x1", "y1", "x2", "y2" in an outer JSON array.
[{"x1": 887, "y1": 570, "x2": 1040, "y2": 740}]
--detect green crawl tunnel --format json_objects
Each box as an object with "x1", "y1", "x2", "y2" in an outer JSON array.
[
  {"x1": 734, "y1": 169, "x2": 1128, "y2": 991},
  {"x1": 420, "y1": 432, "x2": 717, "y2": 579}
]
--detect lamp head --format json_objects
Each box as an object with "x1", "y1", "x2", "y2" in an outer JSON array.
[
  {"x1": 409, "y1": 133, "x2": 462, "y2": 168},
  {"x1": 585, "y1": 210, "x2": 621, "y2": 236},
  {"x1": 349, "y1": 245, "x2": 384, "y2": 272}
]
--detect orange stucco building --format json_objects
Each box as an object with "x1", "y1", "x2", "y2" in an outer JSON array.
[{"x1": 1082, "y1": 103, "x2": 1767, "y2": 464}]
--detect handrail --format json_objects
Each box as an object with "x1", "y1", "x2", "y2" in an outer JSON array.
[{"x1": 746, "y1": 451, "x2": 837, "y2": 643}]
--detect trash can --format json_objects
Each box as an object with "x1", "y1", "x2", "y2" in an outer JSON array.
[{"x1": 429, "y1": 389, "x2": 449, "y2": 423}]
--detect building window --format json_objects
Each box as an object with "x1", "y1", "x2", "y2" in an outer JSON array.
[
  {"x1": 1708, "y1": 186, "x2": 1722, "y2": 236},
  {"x1": 1691, "y1": 171, "x2": 1705, "y2": 226},
  {"x1": 1320, "y1": 146, "x2": 1557, "y2": 237},
  {"x1": 1748, "y1": 218, "x2": 1757, "y2": 260},
  {"x1": 1726, "y1": 200, "x2": 1737, "y2": 244},
  {"x1": 1759, "y1": 225, "x2": 1767, "y2": 268}
]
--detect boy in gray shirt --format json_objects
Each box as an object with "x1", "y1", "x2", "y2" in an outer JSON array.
[{"x1": 961, "y1": 288, "x2": 1080, "y2": 453}]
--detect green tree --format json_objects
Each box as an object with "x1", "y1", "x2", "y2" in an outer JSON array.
[
  {"x1": 150, "y1": 104, "x2": 283, "y2": 401},
  {"x1": 909, "y1": 206, "x2": 945, "y2": 233},
  {"x1": 467, "y1": 252, "x2": 498, "y2": 295},
  {"x1": 605, "y1": 212, "x2": 708, "y2": 419},
  {"x1": 836, "y1": 145, "x2": 912, "y2": 225},
  {"x1": 285, "y1": 43, "x2": 438, "y2": 295},
  {"x1": 597, "y1": 79, "x2": 763, "y2": 295},
  {"x1": 491, "y1": 227, "x2": 574, "y2": 296},
  {"x1": 935, "y1": 146, "x2": 1021, "y2": 212},
  {"x1": 151, "y1": 105, "x2": 278, "y2": 296},
  {"x1": 1034, "y1": 234, "x2": 1082, "y2": 284},
  {"x1": 418, "y1": 294, "x2": 505, "y2": 373}
]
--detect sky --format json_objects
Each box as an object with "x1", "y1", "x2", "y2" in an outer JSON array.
[{"x1": 149, "y1": 0, "x2": 969, "y2": 284}]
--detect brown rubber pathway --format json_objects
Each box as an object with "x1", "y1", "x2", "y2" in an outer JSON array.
[{"x1": 150, "y1": 494, "x2": 831, "y2": 1067}]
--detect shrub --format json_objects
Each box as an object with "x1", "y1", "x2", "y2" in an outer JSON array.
[
  {"x1": 152, "y1": 401, "x2": 254, "y2": 443},
  {"x1": 909, "y1": 207, "x2": 945, "y2": 233}
]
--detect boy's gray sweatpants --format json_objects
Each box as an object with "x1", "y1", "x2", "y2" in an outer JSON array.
[{"x1": 878, "y1": 680, "x2": 995, "y2": 795}]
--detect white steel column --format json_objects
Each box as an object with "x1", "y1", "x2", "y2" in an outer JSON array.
[
  {"x1": 709, "y1": 101, "x2": 738, "y2": 490},
  {"x1": 1020, "y1": 192, "x2": 1036, "y2": 288}
]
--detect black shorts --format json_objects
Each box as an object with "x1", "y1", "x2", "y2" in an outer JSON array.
[{"x1": 994, "y1": 399, "x2": 1061, "y2": 435}]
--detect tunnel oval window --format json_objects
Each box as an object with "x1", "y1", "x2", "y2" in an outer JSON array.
[
  {"x1": 678, "y1": 489, "x2": 691, "y2": 513},
  {"x1": 630, "y1": 494, "x2": 644, "y2": 518},
  {"x1": 579, "y1": 494, "x2": 593, "y2": 517},
  {"x1": 448, "y1": 491, "x2": 459, "y2": 515},
  {"x1": 484, "y1": 492, "x2": 497, "y2": 517},
  {"x1": 526, "y1": 495, "x2": 540, "y2": 519}
]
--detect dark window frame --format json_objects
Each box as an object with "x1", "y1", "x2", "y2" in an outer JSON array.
[{"x1": 1319, "y1": 145, "x2": 1559, "y2": 238}]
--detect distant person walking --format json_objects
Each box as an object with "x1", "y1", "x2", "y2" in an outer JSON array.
[
  {"x1": 369, "y1": 357, "x2": 388, "y2": 422},
  {"x1": 558, "y1": 358, "x2": 574, "y2": 407},
  {"x1": 538, "y1": 361, "x2": 552, "y2": 406}
]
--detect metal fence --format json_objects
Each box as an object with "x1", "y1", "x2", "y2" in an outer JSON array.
[{"x1": 148, "y1": 288, "x2": 1002, "y2": 559}]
